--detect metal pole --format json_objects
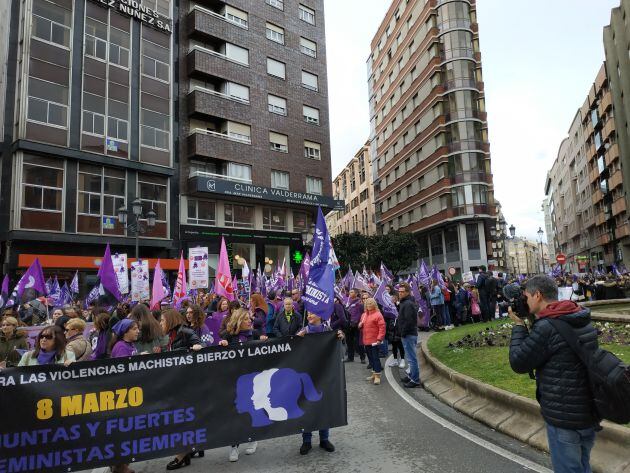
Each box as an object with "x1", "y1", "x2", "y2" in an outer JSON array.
[{"x1": 135, "y1": 216, "x2": 139, "y2": 261}]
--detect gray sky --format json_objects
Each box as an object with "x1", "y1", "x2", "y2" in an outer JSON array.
[{"x1": 324, "y1": 0, "x2": 619, "y2": 241}]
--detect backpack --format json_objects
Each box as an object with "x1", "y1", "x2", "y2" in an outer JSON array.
[{"x1": 548, "y1": 319, "x2": 630, "y2": 424}]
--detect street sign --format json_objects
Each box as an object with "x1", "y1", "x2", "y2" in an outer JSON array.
[
  {"x1": 556, "y1": 253, "x2": 567, "y2": 265},
  {"x1": 448, "y1": 266, "x2": 456, "y2": 276}
]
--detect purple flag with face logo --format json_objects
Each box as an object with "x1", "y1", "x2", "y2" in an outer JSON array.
[
  {"x1": 374, "y1": 281, "x2": 397, "y2": 319},
  {"x1": 303, "y1": 207, "x2": 335, "y2": 321},
  {"x1": 70, "y1": 270, "x2": 79, "y2": 295},
  {"x1": 9, "y1": 258, "x2": 48, "y2": 306}
]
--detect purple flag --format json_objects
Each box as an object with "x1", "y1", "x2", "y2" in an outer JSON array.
[
  {"x1": 374, "y1": 281, "x2": 398, "y2": 319},
  {"x1": 352, "y1": 271, "x2": 371, "y2": 293},
  {"x1": 11, "y1": 258, "x2": 48, "y2": 306},
  {"x1": 299, "y1": 253, "x2": 311, "y2": 281},
  {"x1": 410, "y1": 277, "x2": 422, "y2": 303},
  {"x1": 45, "y1": 278, "x2": 53, "y2": 295},
  {"x1": 613, "y1": 264, "x2": 622, "y2": 278},
  {"x1": 417, "y1": 260, "x2": 431, "y2": 289},
  {"x1": 49, "y1": 276, "x2": 61, "y2": 306},
  {"x1": 161, "y1": 269, "x2": 171, "y2": 297},
  {"x1": 204, "y1": 313, "x2": 227, "y2": 346},
  {"x1": 431, "y1": 265, "x2": 446, "y2": 289},
  {"x1": 70, "y1": 270, "x2": 79, "y2": 295},
  {"x1": 58, "y1": 283, "x2": 73, "y2": 307},
  {"x1": 380, "y1": 262, "x2": 393, "y2": 285},
  {"x1": 0, "y1": 275, "x2": 9, "y2": 309},
  {"x1": 84, "y1": 284, "x2": 100, "y2": 307},
  {"x1": 303, "y1": 207, "x2": 335, "y2": 321},
  {"x1": 96, "y1": 244, "x2": 123, "y2": 304}
]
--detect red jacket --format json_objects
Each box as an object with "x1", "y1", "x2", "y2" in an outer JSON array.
[{"x1": 359, "y1": 309, "x2": 386, "y2": 345}]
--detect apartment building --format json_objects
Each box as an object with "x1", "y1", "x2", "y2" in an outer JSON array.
[
  {"x1": 545, "y1": 63, "x2": 627, "y2": 272},
  {"x1": 179, "y1": 0, "x2": 338, "y2": 275},
  {"x1": 367, "y1": 0, "x2": 496, "y2": 274},
  {"x1": 0, "y1": 0, "x2": 177, "y2": 279},
  {"x1": 327, "y1": 141, "x2": 376, "y2": 237}
]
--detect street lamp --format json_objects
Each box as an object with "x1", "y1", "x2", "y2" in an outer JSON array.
[
  {"x1": 117, "y1": 199, "x2": 157, "y2": 261},
  {"x1": 509, "y1": 224, "x2": 516, "y2": 238},
  {"x1": 537, "y1": 227, "x2": 546, "y2": 274}
]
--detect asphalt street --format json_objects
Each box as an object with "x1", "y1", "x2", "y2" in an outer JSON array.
[{"x1": 118, "y1": 347, "x2": 553, "y2": 473}]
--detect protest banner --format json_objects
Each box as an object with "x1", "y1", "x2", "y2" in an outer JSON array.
[
  {"x1": 0, "y1": 332, "x2": 347, "y2": 473},
  {"x1": 188, "y1": 247, "x2": 209, "y2": 290},
  {"x1": 111, "y1": 254, "x2": 129, "y2": 294},
  {"x1": 130, "y1": 261, "x2": 150, "y2": 302}
]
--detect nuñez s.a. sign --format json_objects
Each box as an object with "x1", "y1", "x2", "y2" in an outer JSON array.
[
  {"x1": 90, "y1": 0, "x2": 172, "y2": 34},
  {"x1": 0, "y1": 333, "x2": 346, "y2": 473}
]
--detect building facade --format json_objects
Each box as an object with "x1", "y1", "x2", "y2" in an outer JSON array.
[
  {"x1": 0, "y1": 0, "x2": 337, "y2": 281},
  {"x1": 367, "y1": 0, "x2": 496, "y2": 275},
  {"x1": 327, "y1": 141, "x2": 376, "y2": 237},
  {"x1": 505, "y1": 237, "x2": 547, "y2": 276},
  {"x1": 0, "y1": 0, "x2": 177, "y2": 285},
  {"x1": 178, "y1": 0, "x2": 336, "y2": 276},
  {"x1": 545, "y1": 63, "x2": 628, "y2": 272}
]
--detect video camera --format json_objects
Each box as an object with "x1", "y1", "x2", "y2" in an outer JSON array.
[{"x1": 502, "y1": 283, "x2": 530, "y2": 318}]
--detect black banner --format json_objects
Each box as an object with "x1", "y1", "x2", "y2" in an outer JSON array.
[{"x1": 0, "y1": 333, "x2": 346, "y2": 473}]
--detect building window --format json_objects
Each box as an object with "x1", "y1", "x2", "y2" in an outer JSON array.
[
  {"x1": 304, "y1": 140, "x2": 321, "y2": 160},
  {"x1": 303, "y1": 105, "x2": 320, "y2": 125},
  {"x1": 301, "y1": 71, "x2": 318, "y2": 91},
  {"x1": 300, "y1": 37, "x2": 317, "y2": 57},
  {"x1": 224, "y1": 204, "x2": 254, "y2": 228},
  {"x1": 77, "y1": 164, "x2": 126, "y2": 235},
  {"x1": 141, "y1": 39, "x2": 169, "y2": 81},
  {"x1": 27, "y1": 77, "x2": 68, "y2": 128},
  {"x1": 138, "y1": 174, "x2": 168, "y2": 238},
  {"x1": 299, "y1": 4, "x2": 315, "y2": 24},
  {"x1": 85, "y1": 17, "x2": 107, "y2": 61},
  {"x1": 293, "y1": 211, "x2": 313, "y2": 231},
  {"x1": 268, "y1": 94, "x2": 287, "y2": 115},
  {"x1": 266, "y1": 22, "x2": 285, "y2": 44},
  {"x1": 263, "y1": 208, "x2": 287, "y2": 231},
  {"x1": 82, "y1": 92, "x2": 105, "y2": 136},
  {"x1": 224, "y1": 121, "x2": 251, "y2": 143},
  {"x1": 430, "y1": 233, "x2": 443, "y2": 258},
  {"x1": 141, "y1": 108, "x2": 170, "y2": 150},
  {"x1": 224, "y1": 5, "x2": 248, "y2": 27},
  {"x1": 265, "y1": 0, "x2": 283, "y2": 10},
  {"x1": 466, "y1": 224, "x2": 481, "y2": 259},
  {"x1": 187, "y1": 199, "x2": 216, "y2": 226},
  {"x1": 306, "y1": 176, "x2": 322, "y2": 195},
  {"x1": 227, "y1": 162, "x2": 252, "y2": 182},
  {"x1": 20, "y1": 156, "x2": 64, "y2": 231},
  {"x1": 107, "y1": 99, "x2": 129, "y2": 142},
  {"x1": 32, "y1": 0, "x2": 71, "y2": 48},
  {"x1": 109, "y1": 27, "x2": 130, "y2": 68},
  {"x1": 267, "y1": 58, "x2": 286, "y2": 79},
  {"x1": 143, "y1": 0, "x2": 170, "y2": 16},
  {"x1": 271, "y1": 170, "x2": 289, "y2": 190},
  {"x1": 270, "y1": 132, "x2": 289, "y2": 153}
]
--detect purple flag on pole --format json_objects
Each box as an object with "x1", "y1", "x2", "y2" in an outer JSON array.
[
  {"x1": 96, "y1": 244, "x2": 123, "y2": 304},
  {"x1": 303, "y1": 207, "x2": 335, "y2": 321},
  {"x1": 70, "y1": 270, "x2": 79, "y2": 295},
  {"x1": 380, "y1": 262, "x2": 393, "y2": 285},
  {"x1": 45, "y1": 278, "x2": 53, "y2": 295},
  {"x1": 49, "y1": 276, "x2": 61, "y2": 306},
  {"x1": 0, "y1": 275, "x2": 9, "y2": 309},
  {"x1": 410, "y1": 277, "x2": 422, "y2": 303},
  {"x1": 58, "y1": 283, "x2": 73, "y2": 307},
  {"x1": 352, "y1": 271, "x2": 371, "y2": 293},
  {"x1": 374, "y1": 281, "x2": 398, "y2": 319},
  {"x1": 418, "y1": 260, "x2": 431, "y2": 290},
  {"x1": 11, "y1": 258, "x2": 48, "y2": 306}
]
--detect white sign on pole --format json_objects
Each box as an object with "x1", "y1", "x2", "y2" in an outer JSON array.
[
  {"x1": 111, "y1": 253, "x2": 129, "y2": 294},
  {"x1": 189, "y1": 247, "x2": 209, "y2": 289},
  {"x1": 130, "y1": 260, "x2": 150, "y2": 301},
  {"x1": 462, "y1": 271, "x2": 474, "y2": 283}
]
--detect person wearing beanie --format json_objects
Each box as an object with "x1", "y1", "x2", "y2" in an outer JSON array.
[{"x1": 110, "y1": 319, "x2": 140, "y2": 358}]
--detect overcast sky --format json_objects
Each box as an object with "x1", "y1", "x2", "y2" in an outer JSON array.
[{"x1": 323, "y1": 0, "x2": 619, "y2": 241}]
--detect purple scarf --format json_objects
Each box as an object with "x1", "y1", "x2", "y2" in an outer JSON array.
[
  {"x1": 91, "y1": 330, "x2": 109, "y2": 360},
  {"x1": 37, "y1": 349, "x2": 58, "y2": 365},
  {"x1": 306, "y1": 324, "x2": 326, "y2": 334},
  {"x1": 237, "y1": 330, "x2": 253, "y2": 343}
]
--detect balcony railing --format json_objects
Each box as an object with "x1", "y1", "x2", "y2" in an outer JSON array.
[
  {"x1": 438, "y1": 18, "x2": 472, "y2": 32},
  {"x1": 190, "y1": 85, "x2": 250, "y2": 105},
  {"x1": 190, "y1": 127, "x2": 251, "y2": 145},
  {"x1": 191, "y1": 5, "x2": 248, "y2": 29},
  {"x1": 447, "y1": 139, "x2": 486, "y2": 152},
  {"x1": 190, "y1": 45, "x2": 249, "y2": 67},
  {"x1": 189, "y1": 170, "x2": 252, "y2": 184},
  {"x1": 444, "y1": 109, "x2": 484, "y2": 122},
  {"x1": 442, "y1": 78, "x2": 480, "y2": 91}
]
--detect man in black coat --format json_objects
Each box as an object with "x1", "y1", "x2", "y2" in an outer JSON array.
[
  {"x1": 273, "y1": 297, "x2": 304, "y2": 338},
  {"x1": 484, "y1": 272, "x2": 498, "y2": 321},
  {"x1": 508, "y1": 275, "x2": 599, "y2": 473},
  {"x1": 476, "y1": 267, "x2": 488, "y2": 321},
  {"x1": 397, "y1": 283, "x2": 420, "y2": 388}
]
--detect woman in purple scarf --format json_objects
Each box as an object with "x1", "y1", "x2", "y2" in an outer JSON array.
[
  {"x1": 18, "y1": 325, "x2": 75, "y2": 366},
  {"x1": 110, "y1": 319, "x2": 140, "y2": 358}
]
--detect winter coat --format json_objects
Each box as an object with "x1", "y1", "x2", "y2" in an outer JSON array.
[
  {"x1": 346, "y1": 299, "x2": 364, "y2": 325},
  {"x1": 18, "y1": 349, "x2": 75, "y2": 366},
  {"x1": 330, "y1": 302, "x2": 348, "y2": 331},
  {"x1": 0, "y1": 332, "x2": 28, "y2": 367},
  {"x1": 359, "y1": 309, "x2": 386, "y2": 345},
  {"x1": 398, "y1": 295, "x2": 419, "y2": 337},
  {"x1": 165, "y1": 325, "x2": 202, "y2": 351},
  {"x1": 252, "y1": 307, "x2": 268, "y2": 335},
  {"x1": 509, "y1": 303, "x2": 600, "y2": 430},
  {"x1": 66, "y1": 334, "x2": 93, "y2": 362},
  {"x1": 429, "y1": 286, "x2": 444, "y2": 306},
  {"x1": 273, "y1": 309, "x2": 304, "y2": 337}
]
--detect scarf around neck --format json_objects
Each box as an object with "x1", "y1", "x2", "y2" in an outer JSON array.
[{"x1": 37, "y1": 349, "x2": 58, "y2": 365}]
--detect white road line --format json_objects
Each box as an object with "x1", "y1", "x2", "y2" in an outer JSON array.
[{"x1": 384, "y1": 356, "x2": 552, "y2": 473}]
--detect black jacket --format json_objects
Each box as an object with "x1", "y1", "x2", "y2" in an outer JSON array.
[
  {"x1": 273, "y1": 309, "x2": 304, "y2": 337},
  {"x1": 397, "y1": 295, "x2": 418, "y2": 337},
  {"x1": 509, "y1": 308, "x2": 600, "y2": 430},
  {"x1": 167, "y1": 325, "x2": 202, "y2": 351}
]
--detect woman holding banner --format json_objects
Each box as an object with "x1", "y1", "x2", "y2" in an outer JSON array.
[
  {"x1": 0, "y1": 316, "x2": 28, "y2": 368},
  {"x1": 185, "y1": 304, "x2": 213, "y2": 346},
  {"x1": 129, "y1": 304, "x2": 167, "y2": 354},
  {"x1": 64, "y1": 318, "x2": 92, "y2": 361},
  {"x1": 18, "y1": 325, "x2": 75, "y2": 366}
]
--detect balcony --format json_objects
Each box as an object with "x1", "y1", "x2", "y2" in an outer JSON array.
[
  {"x1": 187, "y1": 86, "x2": 250, "y2": 122},
  {"x1": 437, "y1": 0, "x2": 471, "y2": 5},
  {"x1": 447, "y1": 139, "x2": 489, "y2": 153},
  {"x1": 442, "y1": 78, "x2": 482, "y2": 91},
  {"x1": 444, "y1": 109, "x2": 486, "y2": 122},
  {"x1": 449, "y1": 171, "x2": 493, "y2": 184},
  {"x1": 602, "y1": 118, "x2": 615, "y2": 141},
  {"x1": 589, "y1": 166, "x2": 599, "y2": 184},
  {"x1": 600, "y1": 89, "x2": 613, "y2": 115},
  {"x1": 439, "y1": 48, "x2": 475, "y2": 62},
  {"x1": 586, "y1": 142, "x2": 596, "y2": 161},
  {"x1": 605, "y1": 142, "x2": 620, "y2": 166},
  {"x1": 597, "y1": 233, "x2": 611, "y2": 246},
  {"x1": 188, "y1": 4, "x2": 248, "y2": 32},
  {"x1": 187, "y1": 128, "x2": 252, "y2": 160},
  {"x1": 612, "y1": 197, "x2": 627, "y2": 217},
  {"x1": 609, "y1": 169, "x2": 623, "y2": 190},
  {"x1": 187, "y1": 46, "x2": 248, "y2": 81},
  {"x1": 617, "y1": 222, "x2": 630, "y2": 238},
  {"x1": 591, "y1": 188, "x2": 603, "y2": 205},
  {"x1": 595, "y1": 211, "x2": 608, "y2": 227},
  {"x1": 438, "y1": 18, "x2": 472, "y2": 33}
]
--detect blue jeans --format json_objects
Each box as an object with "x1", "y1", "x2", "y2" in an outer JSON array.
[
  {"x1": 442, "y1": 304, "x2": 452, "y2": 326},
  {"x1": 365, "y1": 344, "x2": 383, "y2": 373},
  {"x1": 401, "y1": 335, "x2": 419, "y2": 384},
  {"x1": 546, "y1": 423, "x2": 596, "y2": 473},
  {"x1": 378, "y1": 338, "x2": 388, "y2": 357},
  {"x1": 302, "y1": 429, "x2": 329, "y2": 443}
]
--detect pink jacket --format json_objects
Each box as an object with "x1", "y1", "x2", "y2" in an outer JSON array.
[{"x1": 359, "y1": 309, "x2": 386, "y2": 345}]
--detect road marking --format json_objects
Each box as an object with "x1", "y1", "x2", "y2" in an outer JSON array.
[{"x1": 384, "y1": 356, "x2": 552, "y2": 473}]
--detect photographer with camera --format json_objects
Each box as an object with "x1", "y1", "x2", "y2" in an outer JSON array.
[{"x1": 507, "y1": 275, "x2": 599, "y2": 473}]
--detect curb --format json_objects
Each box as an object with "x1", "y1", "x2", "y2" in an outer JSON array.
[
  {"x1": 582, "y1": 299, "x2": 630, "y2": 323},
  {"x1": 419, "y1": 335, "x2": 630, "y2": 473}
]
